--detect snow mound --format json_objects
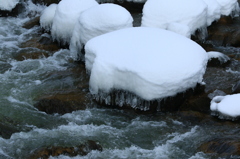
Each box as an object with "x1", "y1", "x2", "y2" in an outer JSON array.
[
  {"x1": 211, "y1": 93, "x2": 240, "y2": 118},
  {"x1": 207, "y1": 51, "x2": 230, "y2": 64},
  {"x1": 70, "y1": 3, "x2": 133, "y2": 60},
  {"x1": 141, "y1": 0, "x2": 239, "y2": 38},
  {"x1": 85, "y1": 27, "x2": 208, "y2": 102},
  {"x1": 51, "y1": 0, "x2": 98, "y2": 45},
  {"x1": 40, "y1": 4, "x2": 57, "y2": 31},
  {"x1": 141, "y1": 0, "x2": 208, "y2": 38},
  {"x1": 0, "y1": 0, "x2": 19, "y2": 11}
]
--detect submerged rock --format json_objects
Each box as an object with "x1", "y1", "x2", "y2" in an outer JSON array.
[
  {"x1": 28, "y1": 140, "x2": 102, "y2": 159},
  {"x1": 232, "y1": 80, "x2": 240, "y2": 94},
  {"x1": 34, "y1": 90, "x2": 90, "y2": 115},
  {"x1": 199, "y1": 138, "x2": 240, "y2": 157},
  {"x1": 32, "y1": 0, "x2": 61, "y2": 6}
]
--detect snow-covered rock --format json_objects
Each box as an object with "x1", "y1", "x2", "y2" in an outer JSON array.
[
  {"x1": 85, "y1": 27, "x2": 208, "y2": 103},
  {"x1": 211, "y1": 93, "x2": 240, "y2": 118},
  {"x1": 40, "y1": 4, "x2": 57, "y2": 31},
  {"x1": 207, "y1": 51, "x2": 230, "y2": 64},
  {"x1": 202, "y1": 0, "x2": 221, "y2": 26},
  {"x1": 70, "y1": 3, "x2": 133, "y2": 60},
  {"x1": 0, "y1": 0, "x2": 19, "y2": 11},
  {"x1": 216, "y1": 0, "x2": 239, "y2": 16},
  {"x1": 141, "y1": 0, "x2": 239, "y2": 38},
  {"x1": 51, "y1": 0, "x2": 98, "y2": 45},
  {"x1": 141, "y1": 0, "x2": 208, "y2": 38}
]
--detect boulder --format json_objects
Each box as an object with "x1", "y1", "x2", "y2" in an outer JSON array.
[
  {"x1": 199, "y1": 138, "x2": 240, "y2": 157},
  {"x1": 32, "y1": 0, "x2": 61, "y2": 6}
]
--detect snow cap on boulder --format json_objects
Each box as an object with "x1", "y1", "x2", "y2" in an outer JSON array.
[
  {"x1": 85, "y1": 27, "x2": 208, "y2": 101},
  {"x1": 70, "y1": 3, "x2": 133, "y2": 60}
]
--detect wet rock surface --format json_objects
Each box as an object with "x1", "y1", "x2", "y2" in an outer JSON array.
[
  {"x1": 199, "y1": 138, "x2": 240, "y2": 157},
  {"x1": 0, "y1": 3, "x2": 24, "y2": 17},
  {"x1": 28, "y1": 140, "x2": 102, "y2": 159}
]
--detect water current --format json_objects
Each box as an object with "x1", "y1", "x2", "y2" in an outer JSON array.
[{"x1": 0, "y1": 1, "x2": 240, "y2": 159}]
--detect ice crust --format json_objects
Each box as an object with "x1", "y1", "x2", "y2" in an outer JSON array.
[
  {"x1": 40, "y1": 4, "x2": 57, "y2": 31},
  {"x1": 141, "y1": 0, "x2": 239, "y2": 37},
  {"x1": 51, "y1": 0, "x2": 98, "y2": 45},
  {"x1": 0, "y1": 0, "x2": 19, "y2": 11},
  {"x1": 211, "y1": 93, "x2": 240, "y2": 118},
  {"x1": 85, "y1": 27, "x2": 208, "y2": 101},
  {"x1": 70, "y1": 3, "x2": 133, "y2": 60}
]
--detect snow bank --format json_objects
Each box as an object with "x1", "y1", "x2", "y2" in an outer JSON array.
[
  {"x1": 40, "y1": 4, "x2": 57, "y2": 31},
  {"x1": 211, "y1": 93, "x2": 240, "y2": 118},
  {"x1": 70, "y1": 3, "x2": 133, "y2": 60},
  {"x1": 85, "y1": 27, "x2": 208, "y2": 101},
  {"x1": 141, "y1": 0, "x2": 239, "y2": 37},
  {"x1": 51, "y1": 0, "x2": 98, "y2": 45},
  {"x1": 0, "y1": 0, "x2": 19, "y2": 11}
]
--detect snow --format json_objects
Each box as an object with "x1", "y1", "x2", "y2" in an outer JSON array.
[
  {"x1": 70, "y1": 3, "x2": 133, "y2": 60},
  {"x1": 0, "y1": 0, "x2": 19, "y2": 11},
  {"x1": 141, "y1": 0, "x2": 208, "y2": 37},
  {"x1": 207, "y1": 51, "x2": 230, "y2": 63},
  {"x1": 51, "y1": 0, "x2": 98, "y2": 45},
  {"x1": 40, "y1": 4, "x2": 57, "y2": 31},
  {"x1": 210, "y1": 93, "x2": 240, "y2": 117},
  {"x1": 141, "y1": 0, "x2": 239, "y2": 37},
  {"x1": 85, "y1": 27, "x2": 208, "y2": 101}
]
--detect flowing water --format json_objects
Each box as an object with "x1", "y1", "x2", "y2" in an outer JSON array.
[{"x1": 0, "y1": 1, "x2": 240, "y2": 159}]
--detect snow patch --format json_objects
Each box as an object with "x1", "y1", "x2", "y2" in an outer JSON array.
[
  {"x1": 85, "y1": 27, "x2": 208, "y2": 103},
  {"x1": 70, "y1": 3, "x2": 133, "y2": 60}
]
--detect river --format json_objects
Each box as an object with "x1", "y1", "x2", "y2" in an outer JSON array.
[{"x1": 0, "y1": 1, "x2": 240, "y2": 159}]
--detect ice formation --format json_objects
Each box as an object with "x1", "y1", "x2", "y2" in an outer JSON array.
[
  {"x1": 85, "y1": 27, "x2": 208, "y2": 105},
  {"x1": 207, "y1": 51, "x2": 230, "y2": 64},
  {"x1": 40, "y1": 4, "x2": 57, "y2": 31},
  {"x1": 141, "y1": 0, "x2": 239, "y2": 38},
  {"x1": 51, "y1": 0, "x2": 98, "y2": 45},
  {"x1": 0, "y1": 0, "x2": 19, "y2": 11},
  {"x1": 70, "y1": 3, "x2": 133, "y2": 60},
  {"x1": 210, "y1": 93, "x2": 240, "y2": 118}
]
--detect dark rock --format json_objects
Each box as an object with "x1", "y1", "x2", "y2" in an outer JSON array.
[
  {"x1": 28, "y1": 140, "x2": 102, "y2": 159},
  {"x1": 32, "y1": 0, "x2": 61, "y2": 6},
  {"x1": 34, "y1": 63, "x2": 92, "y2": 115},
  {"x1": 0, "y1": 123, "x2": 19, "y2": 139},
  {"x1": 203, "y1": 16, "x2": 240, "y2": 47},
  {"x1": 0, "y1": 3, "x2": 24, "y2": 17},
  {"x1": 199, "y1": 138, "x2": 240, "y2": 157},
  {"x1": 22, "y1": 16, "x2": 40, "y2": 29},
  {"x1": 14, "y1": 34, "x2": 60, "y2": 61},
  {"x1": 179, "y1": 90, "x2": 211, "y2": 113},
  {"x1": 34, "y1": 91, "x2": 90, "y2": 115}
]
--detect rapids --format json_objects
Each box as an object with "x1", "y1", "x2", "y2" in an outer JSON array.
[{"x1": 0, "y1": 1, "x2": 240, "y2": 159}]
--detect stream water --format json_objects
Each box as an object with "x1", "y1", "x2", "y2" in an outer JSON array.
[{"x1": 0, "y1": 1, "x2": 240, "y2": 159}]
